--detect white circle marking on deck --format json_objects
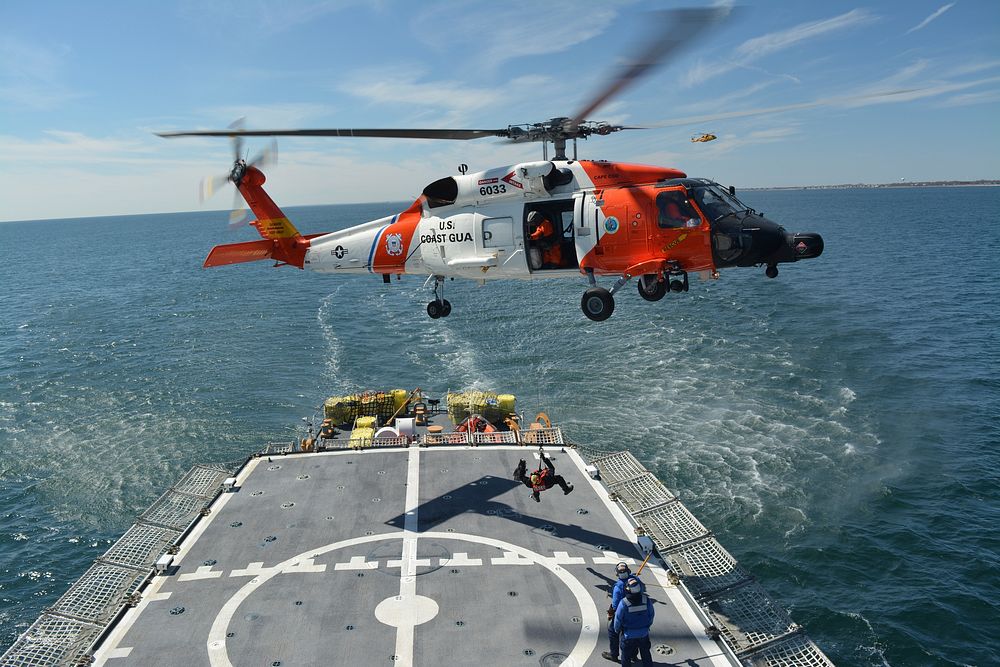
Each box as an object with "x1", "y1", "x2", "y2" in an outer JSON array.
[
  {"x1": 207, "y1": 531, "x2": 599, "y2": 667},
  {"x1": 375, "y1": 593, "x2": 439, "y2": 627}
]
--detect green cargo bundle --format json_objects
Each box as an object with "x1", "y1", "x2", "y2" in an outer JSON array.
[
  {"x1": 446, "y1": 391, "x2": 516, "y2": 425},
  {"x1": 324, "y1": 390, "x2": 406, "y2": 426}
]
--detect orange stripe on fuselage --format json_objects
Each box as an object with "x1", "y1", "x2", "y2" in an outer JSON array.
[
  {"x1": 371, "y1": 198, "x2": 423, "y2": 273},
  {"x1": 579, "y1": 161, "x2": 685, "y2": 187}
]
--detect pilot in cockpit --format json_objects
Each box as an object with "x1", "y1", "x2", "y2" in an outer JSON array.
[{"x1": 658, "y1": 194, "x2": 699, "y2": 229}]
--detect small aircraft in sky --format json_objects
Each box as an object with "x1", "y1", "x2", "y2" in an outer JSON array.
[
  {"x1": 159, "y1": 8, "x2": 824, "y2": 322},
  {"x1": 690, "y1": 132, "x2": 718, "y2": 143}
]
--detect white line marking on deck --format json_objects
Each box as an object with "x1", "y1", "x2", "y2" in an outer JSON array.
[
  {"x1": 178, "y1": 565, "x2": 223, "y2": 581},
  {"x1": 383, "y1": 443, "x2": 425, "y2": 666},
  {"x1": 592, "y1": 551, "x2": 637, "y2": 565},
  {"x1": 437, "y1": 552, "x2": 482, "y2": 566},
  {"x1": 491, "y1": 550, "x2": 534, "y2": 565},
  {"x1": 206, "y1": 532, "x2": 600, "y2": 667},
  {"x1": 333, "y1": 555, "x2": 379, "y2": 570},
  {"x1": 103, "y1": 647, "x2": 132, "y2": 660}
]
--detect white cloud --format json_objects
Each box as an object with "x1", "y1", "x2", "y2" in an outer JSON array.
[
  {"x1": 335, "y1": 67, "x2": 562, "y2": 126},
  {"x1": 0, "y1": 131, "x2": 158, "y2": 165},
  {"x1": 906, "y1": 3, "x2": 955, "y2": 35},
  {"x1": 200, "y1": 103, "x2": 336, "y2": 128},
  {"x1": 683, "y1": 9, "x2": 876, "y2": 87},
  {"x1": 737, "y1": 9, "x2": 875, "y2": 61},
  {"x1": 937, "y1": 89, "x2": 1000, "y2": 107},
  {"x1": 411, "y1": 1, "x2": 619, "y2": 66},
  {"x1": 0, "y1": 36, "x2": 81, "y2": 110}
]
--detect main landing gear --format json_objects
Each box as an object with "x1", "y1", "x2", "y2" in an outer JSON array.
[
  {"x1": 580, "y1": 268, "x2": 689, "y2": 322},
  {"x1": 426, "y1": 275, "x2": 452, "y2": 319}
]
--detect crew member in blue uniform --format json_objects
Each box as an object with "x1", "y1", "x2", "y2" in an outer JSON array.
[
  {"x1": 603, "y1": 562, "x2": 642, "y2": 662},
  {"x1": 613, "y1": 577, "x2": 655, "y2": 667}
]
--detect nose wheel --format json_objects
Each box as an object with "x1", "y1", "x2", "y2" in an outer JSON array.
[{"x1": 426, "y1": 276, "x2": 452, "y2": 319}]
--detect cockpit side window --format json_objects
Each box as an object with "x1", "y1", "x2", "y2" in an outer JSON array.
[
  {"x1": 656, "y1": 191, "x2": 700, "y2": 228},
  {"x1": 691, "y1": 185, "x2": 745, "y2": 222}
]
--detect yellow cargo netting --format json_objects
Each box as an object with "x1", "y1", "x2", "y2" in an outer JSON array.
[
  {"x1": 324, "y1": 390, "x2": 403, "y2": 425},
  {"x1": 447, "y1": 391, "x2": 516, "y2": 425}
]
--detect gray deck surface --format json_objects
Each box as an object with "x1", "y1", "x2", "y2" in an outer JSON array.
[{"x1": 93, "y1": 444, "x2": 731, "y2": 667}]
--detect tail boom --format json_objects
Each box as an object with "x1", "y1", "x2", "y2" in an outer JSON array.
[{"x1": 203, "y1": 164, "x2": 311, "y2": 269}]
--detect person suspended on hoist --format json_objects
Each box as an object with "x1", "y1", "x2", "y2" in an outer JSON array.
[{"x1": 513, "y1": 453, "x2": 573, "y2": 502}]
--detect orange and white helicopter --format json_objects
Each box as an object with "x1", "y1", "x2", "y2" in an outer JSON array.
[{"x1": 159, "y1": 9, "x2": 824, "y2": 322}]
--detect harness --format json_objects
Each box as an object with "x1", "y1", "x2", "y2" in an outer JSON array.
[
  {"x1": 623, "y1": 594, "x2": 648, "y2": 614},
  {"x1": 531, "y1": 468, "x2": 550, "y2": 492}
]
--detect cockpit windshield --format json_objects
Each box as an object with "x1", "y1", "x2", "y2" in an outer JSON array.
[{"x1": 690, "y1": 185, "x2": 748, "y2": 222}]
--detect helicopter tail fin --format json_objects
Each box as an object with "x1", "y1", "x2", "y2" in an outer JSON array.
[
  {"x1": 203, "y1": 165, "x2": 310, "y2": 269},
  {"x1": 236, "y1": 165, "x2": 303, "y2": 242}
]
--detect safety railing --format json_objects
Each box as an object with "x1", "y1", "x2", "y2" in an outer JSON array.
[
  {"x1": 1, "y1": 462, "x2": 235, "y2": 667},
  {"x1": 588, "y1": 450, "x2": 833, "y2": 667}
]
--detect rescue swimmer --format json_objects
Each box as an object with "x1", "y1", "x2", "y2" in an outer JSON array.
[{"x1": 513, "y1": 453, "x2": 574, "y2": 502}]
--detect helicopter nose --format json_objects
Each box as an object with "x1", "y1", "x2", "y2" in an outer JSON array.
[{"x1": 786, "y1": 232, "x2": 824, "y2": 260}]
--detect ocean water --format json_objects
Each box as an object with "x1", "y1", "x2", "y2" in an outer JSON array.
[{"x1": 1, "y1": 187, "x2": 998, "y2": 666}]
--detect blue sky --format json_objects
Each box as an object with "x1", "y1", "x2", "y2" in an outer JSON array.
[{"x1": 1, "y1": 0, "x2": 998, "y2": 222}]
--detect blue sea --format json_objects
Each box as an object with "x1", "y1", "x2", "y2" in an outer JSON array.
[{"x1": 1, "y1": 187, "x2": 998, "y2": 666}]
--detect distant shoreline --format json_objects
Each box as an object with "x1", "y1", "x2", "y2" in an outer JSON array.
[{"x1": 743, "y1": 180, "x2": 1000, "y2": 191}]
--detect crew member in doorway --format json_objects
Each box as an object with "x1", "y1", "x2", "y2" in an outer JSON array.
[
  {"x1": 528, "y1": 211, "x2": 563, "y2": 269},
  {"x1": 513, "y1": 453, "x2": 573, "y2": 502},
  {"x1": 603, "y1": 562, "x2": 643, "y2": 662},
  {"x1": 613, "y1": 577, "x2": 655, "y2": 667}
]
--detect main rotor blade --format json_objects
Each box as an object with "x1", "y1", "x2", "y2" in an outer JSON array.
[
  {"x1": 568, "y1": 6, "x2": 731, "y2": 129},
  {"x1": 158, "y1": 128, "x2": 507, "y2": 141}
]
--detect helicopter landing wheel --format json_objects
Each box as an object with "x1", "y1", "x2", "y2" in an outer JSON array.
[
  {"x1": 581, "y1": 287, "x2": 615, "y2": 322},
  {"x1": 638, "y1": 274, "x2": 667, "y2": 302},
  {"x1": 765, "y1": 265, "x2": 779, "y2": 278},
  {"x1": 427, "y1": 299, "x2": 452, "y2": 319}
]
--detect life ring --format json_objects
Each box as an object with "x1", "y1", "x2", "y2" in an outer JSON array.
[{"x1": 535, "y1": 412, "x2": 552, "y2": 428}]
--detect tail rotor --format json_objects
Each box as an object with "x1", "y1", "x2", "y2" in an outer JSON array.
[{"x1": 198, "y1": 118, "x2": 277, "y2": 230}]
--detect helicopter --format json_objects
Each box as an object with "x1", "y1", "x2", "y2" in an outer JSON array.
[
  {"x1": 158, "y1": 8, "x2": 824, "y2": 322},
  {"x1": 690, "y1": 132, "x2": 718, "y2": 143}
]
